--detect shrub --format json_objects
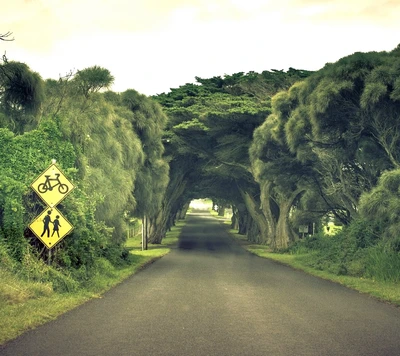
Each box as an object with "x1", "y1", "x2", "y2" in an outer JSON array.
[
  {"x1": 364, "y1": 244, "x2": 400, "y2": 282},
  {"x1": 287, "y1": 219, "x2": 381, "y2": 278},
  {"x1": 20, "y1": 250, "x2": 79, "y2": 293}
]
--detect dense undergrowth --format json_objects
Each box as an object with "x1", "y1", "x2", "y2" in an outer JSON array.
[{"x1": 286, "y1": 219, "x2": 400, "y2": 283}]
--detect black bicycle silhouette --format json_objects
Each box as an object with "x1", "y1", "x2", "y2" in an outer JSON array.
[{"x1": 38, "y1": 174, "x2": 69, "y2": 194}]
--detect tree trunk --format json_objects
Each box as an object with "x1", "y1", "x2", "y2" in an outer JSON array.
[
  {"x1": 141, "y1": 216, "x2": 148, "y2": 250},
  {"x1": 148, "y1": 173, "x2": 188, "y2": 244},
  {"x1": 237, "y1": 203, "x2": 248, "y2": 235},
  {"x1": 231, "y1": 206, "x2": 239, "y2": 230},
  {"x1": 149, "y1": 210, "x2": 167, "y2": 244},
  {"x1": 177, "y1": 201, "x2": 190, "y2": 220},
  {"x1": 272, "y1": 189, "x2": 305, "y2": 250},
  {"x1": 239, "y1": 188, "x2": 270, "y2": 244},
  {"x1": 259, "y1": 181, "x2": 277, "y2": 243},
  {"x1": 238, "y1": 210, "x2": 248, "y2": 235},
  {"x1": 245, "y1": 216, "x2": 262, "y2": 243}
]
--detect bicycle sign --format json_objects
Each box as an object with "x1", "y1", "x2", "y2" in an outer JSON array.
[
  {"x1": 38, "y1": 173, "x2": 69, "y2": 194},
  {"x1": 31, "y1": 164, "x2": 75, "y2": 207}
]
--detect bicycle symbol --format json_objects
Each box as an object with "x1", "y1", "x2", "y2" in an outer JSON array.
[{"x1": 37, "y1": 174, "x2": 69, "y2": 194}]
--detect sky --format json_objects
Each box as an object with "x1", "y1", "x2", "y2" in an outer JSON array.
[{"x1": 2, "y1": 0, "x2": 400, "y2": 96}]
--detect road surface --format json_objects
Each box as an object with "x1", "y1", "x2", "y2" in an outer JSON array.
[{"x1": 1, "y1": 210, "x2": 400, "y2": 355}]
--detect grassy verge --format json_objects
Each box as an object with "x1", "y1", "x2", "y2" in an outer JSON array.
[
  {"x1": 0, "y1": 222, "x2": 183, "y2": 345},
  {"x1": 229, "y1": 230, "x2": 400, "y2": 307}
]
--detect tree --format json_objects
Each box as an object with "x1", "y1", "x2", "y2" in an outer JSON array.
[
  {"x1": 73, "y1": 66, "x2": 114, "y2": 98},
  {"x1": 359, "y1": 169, "x2": 400, "y2": 247},
  {"x1": 250, "y1": 87, "x2": 315, "y2": 249},
  {"x1": 282, "y1": 50, "x2": 398, "y2": 225},
  {"x1": 155, "y1": 69, "x2": 313, "y2": 244},
  {"x1": 0, "y1": 31, "x2": 14, "y2": 41},
  {"x1": 0, "y1": 59, "x2": 44, "y2": 133},
  {"x1": 121, "y1": 89, "x2": 169, "y2": 245},
  {"x1": 42, "y1": 69, "x2": 145, "y2": 247}
]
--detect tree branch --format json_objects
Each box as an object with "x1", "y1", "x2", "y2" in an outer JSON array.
[{"x1": 0, "y1": 32, "x2": 14, "y2": 41}]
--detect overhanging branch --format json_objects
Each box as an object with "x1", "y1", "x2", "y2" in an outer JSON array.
[{"x1": 0, "y1": 32, "x2": 14, "y2": 41}]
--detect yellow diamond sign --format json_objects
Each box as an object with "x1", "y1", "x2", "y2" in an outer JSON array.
[
  {"x1": 31, "y1": 164, "x2": 74, "y2": 207},
  {"x1": 29, "y1": 207, "x2": 74, "y2": 249}
]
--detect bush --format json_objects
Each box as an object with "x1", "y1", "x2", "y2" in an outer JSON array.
[
  {"x1": 102, "y1": 244, "x2": 133, "y2": 267},
  {"x1": 0, "y1": 174, "x2": 27, "y2": 261},
  {"x1": 287, "y1": 219, "x2": 381, "y2": 278},
  {"x1": 359, "y1": 169, "x2": 400, "y2": 242},
  {"x1": 344, "y1": 218, "x2": 380, "y2": 249},
  {"x1": 365, "y1": 244, "x2": 400, "y2": 282},
  {"x1": 20, "y1": 251, "x2": 79, "y2": 293},
  {"x1": 0, "y1": 240, "x2": 15, "y2": 271},
  {"x1": 0, "y1": 268, "x2": 53, "y2": 305},
  {"x1": 71, "y1": 257, "x2": 119, "y2": 292}
]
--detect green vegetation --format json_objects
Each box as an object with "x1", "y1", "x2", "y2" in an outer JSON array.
[
  {"x1": 0, "y1": 222, "x2": 182, "y2": 345},
  {"x1": 2, "y1": 36, "x2": 400, "y2": 338}
]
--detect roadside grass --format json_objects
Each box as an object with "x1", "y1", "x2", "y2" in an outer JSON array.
[
  {"x1": 0, "y1": 222, "x2": 183, "y2": 345},
  {"x1": 229, "y1": 230, "x2": 400, "y2": 307}
]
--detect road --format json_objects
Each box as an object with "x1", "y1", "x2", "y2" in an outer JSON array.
[{"x1": 1, "y1": 210, "x2": 400, "y2": 356}]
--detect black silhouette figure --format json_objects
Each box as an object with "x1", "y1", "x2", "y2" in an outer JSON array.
[
  {"x1": 41, "y1": 210, "x2": 52, "y2": 237},
  {"x1": 38, "y1": 173, "x2": 69, "y2": 194},
  {"x1": 52, "y1": 215, "x2": 62, "y2": 237}
]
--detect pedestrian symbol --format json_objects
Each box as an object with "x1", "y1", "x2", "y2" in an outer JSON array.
[
  {"x1": 31, "y1": 164, "x2": 74, "y2": 207},
  {"x1": 29, "y1": 207, "x2": 73, "y2": 249}
]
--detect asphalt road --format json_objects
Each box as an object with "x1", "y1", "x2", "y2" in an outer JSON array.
[{"x1": 1, "y1": 210, "x2": 400, "y2": 356}]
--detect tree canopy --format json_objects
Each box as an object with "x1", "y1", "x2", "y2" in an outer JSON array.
[{"x1": 1, "y1": 43, "x2": 400, "y2": 283}]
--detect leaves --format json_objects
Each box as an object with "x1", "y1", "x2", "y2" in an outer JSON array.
[{"x1": 74, "y1": 66, "x2": 114, "y2": 97}]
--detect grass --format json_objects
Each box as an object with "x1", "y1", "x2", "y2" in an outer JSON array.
[
  {"x1": 229, "y1": 230, "x2": 400, "y2": 307},
  {"x1": 0, "y1": 222, "x2": 183, "y2": 345}
]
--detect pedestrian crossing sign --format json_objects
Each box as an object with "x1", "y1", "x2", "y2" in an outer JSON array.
[{"x1": 29, "y1": 206, "x2": 73, "y2": 249}]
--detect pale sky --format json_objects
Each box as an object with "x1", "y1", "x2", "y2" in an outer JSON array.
[{"x1": 2, "y1": 0, "x2": 400, "y2": 96}]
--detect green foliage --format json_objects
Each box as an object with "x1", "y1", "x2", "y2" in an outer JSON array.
[
  {"x1": 0, "y1": 119, "x2": 76, "y2": 261},
  {"x1": 3, "y1": 45, "x2": 400, "y2": 305},
  {"x1": 359, "y1": 169, "x2": 400, "y2": 241},
  {"x1": 0, "y1": 61, "x2": 172, "y2": 307},
  {"x1": 364, "y1": 245, "x2": 400, "y2": 282},
  {"x1": 288, "y1": 218, "x2": 383, "y2": 278},
  {"x1": 173, "y1": 118, "x2": 209, "y2": 131},
  {"x1": 0, "y1": 175, "x2": 26, "y2": 261},
  {"x1": 20, "y1": 251, "x2": 79, "y2": 293},
  {"x1": 121, "y1": 89, "x2": 169, "y2": 218},
  {"x1": 154, "y1": 68, "x2": 313, "y2": 245},
  {"x1": 0, "y1": 239, "x2": 16, "y2": 271},
  {"x1": 73, "y1": 66, "x2": 114, "y2": 97},
  {"x1": 0, "y1": 60, "x2": 44, "y2": 133},
  {"x1": 44, "y1": 81, "x2": 147, "y2": 243},
  {"x1": 264, "y1": 46, "x2": 400, "y2": 232}
]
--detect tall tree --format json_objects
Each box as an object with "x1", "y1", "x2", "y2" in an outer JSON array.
[
  {"x1": 0, "y1": 59, "x2": 44, "y2": 133},
  {"x1": 121, "y1": 89, "x2": 169, "y2": 244},
  {"x1": 42, "y1": 69, "x2": 145, "y2": 246},
  {"x1": 250, "y1": 87, "x2": 314, "y2": 249},
  {"x1": 155, "y1": 69, "x2": 312, "y2": 244},
  {"x1": 277, "y1": 51, "x2": 395, "y2": 226}
]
